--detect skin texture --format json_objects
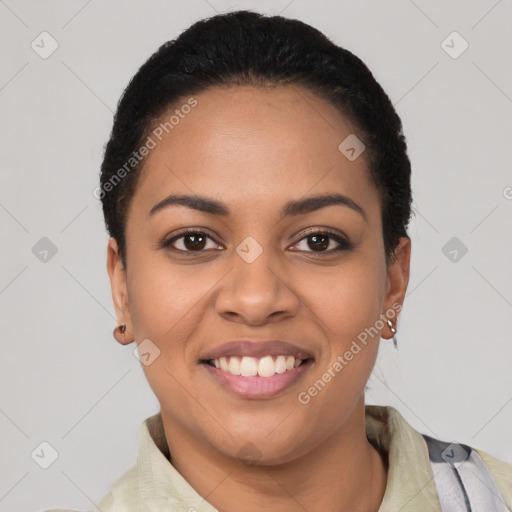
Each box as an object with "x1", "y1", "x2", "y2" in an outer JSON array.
[{"x1": 107, "y1": 84, "x2": 411, "y2": 511}]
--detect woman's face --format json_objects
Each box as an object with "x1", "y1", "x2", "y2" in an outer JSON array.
[{"x1": 108, "y1": 84, "x2": 410, "y2": 464}]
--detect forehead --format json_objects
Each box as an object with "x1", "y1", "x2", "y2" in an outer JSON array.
[{"x1": 129, "y1": 84, "x2": 380, "y2": 224}]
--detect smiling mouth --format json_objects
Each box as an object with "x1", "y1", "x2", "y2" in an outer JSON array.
[{"x1": 200, "y1": 355, "x2": 314, "y2": 378}]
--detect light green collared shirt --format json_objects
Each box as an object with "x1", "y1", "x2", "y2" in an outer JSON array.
[{"x1": 45, "y1": 405, "x2": 512, "y2": 511}]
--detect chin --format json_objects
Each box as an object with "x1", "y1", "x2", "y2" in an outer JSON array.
[{"x1": 215, "y1": 428, "x2": 312, "y2": 467}]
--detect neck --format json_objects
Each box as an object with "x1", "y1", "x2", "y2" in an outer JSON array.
[{"x1": 161, "y1": 400, "x2": 388, "y2": 512}]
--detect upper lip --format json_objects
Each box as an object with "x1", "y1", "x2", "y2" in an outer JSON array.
[{"x1": 199, "y1": 340, "x2": 314, "y2": 362}]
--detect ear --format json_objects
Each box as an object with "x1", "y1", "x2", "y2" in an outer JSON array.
[
  {"x1": 106, "y1": 237, "x2": 133, "y2": 345},
  {"x1": 382, "y1": 237, "x2": 411, "y2": 338}
]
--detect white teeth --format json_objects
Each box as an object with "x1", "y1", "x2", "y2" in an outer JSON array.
[
  {"x1": 228, "y1": 356, "x2": 241, "y2": 375},
  {"x1": 209, "y1": 355, "x2": 308, "y2": 378},
  {"x1": 240, "y1": 356, "x2": 258, "y2": 377},
  {"x1": 275, "y1": 355, "x2": 287, "y2": 374},
  {"x1": 258, "y1": 355, "x2": 275, "y2": 378}
]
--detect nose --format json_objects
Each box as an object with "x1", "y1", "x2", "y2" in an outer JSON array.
[{"x1": 214, "y1": 247, "x2": 300, "y2": 326}]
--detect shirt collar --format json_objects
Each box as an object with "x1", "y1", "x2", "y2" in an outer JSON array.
[
  {"x1": 365, "y1": 405, "x2": 441, "y2": 511},
  {"x1": 136, "y1": 412, "x2": 218, "y2": 511},
  {"x1": 135, "y1": 405, "x2": 441, "y2": 511}
]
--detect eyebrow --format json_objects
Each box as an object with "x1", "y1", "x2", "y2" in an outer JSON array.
[{"x1": 148, "y1": 192, "x2": 367, "y2": 222}]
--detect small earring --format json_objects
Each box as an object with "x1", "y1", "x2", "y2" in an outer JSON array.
[
  {"x1": 113, "y1": 324, "x2": 126, "y2": 338},
  {"x1": 386, "y1": 319, "x2": 398, "y2": 350}
]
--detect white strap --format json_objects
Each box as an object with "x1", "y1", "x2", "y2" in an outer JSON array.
[{"x1": 422, "y1": 434, "x2": 510, "y2": 512}]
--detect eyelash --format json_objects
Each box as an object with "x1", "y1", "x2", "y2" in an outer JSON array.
[{"x1": 160, "y1": 227, "x2": 352, "y2": 256}]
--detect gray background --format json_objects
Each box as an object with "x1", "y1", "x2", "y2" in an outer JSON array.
[{"x1": 1, "y1": 0, "x2": 511, "y2": 510}]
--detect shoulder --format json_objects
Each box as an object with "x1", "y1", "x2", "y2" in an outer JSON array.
[{"x1": 366, "y1": 405, "x2": 512, "y2": 511}]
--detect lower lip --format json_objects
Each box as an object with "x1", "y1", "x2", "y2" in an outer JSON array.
[{"x1": 201, "y1": 359, "x2": 314, "y2": 399}]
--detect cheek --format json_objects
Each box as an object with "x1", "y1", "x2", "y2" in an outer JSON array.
[
  {"x1": 314, "y1": 256, "x2": 386, "y2": 343},
  {"x1": 124, "y1": 262, "x2": 224, "y2": 443},
  {"x1": 299, "y1": 253, "x2": 385, "y2": 399},
  {"x1": 127, "y1": 253, "x2": 205, "y2": 338},
  {"x1": 126, "y1": 259, "x2": 208, "y2": 415},
  {"x1": 125, "y1": 248, "x2": 240, "y2": 355}
]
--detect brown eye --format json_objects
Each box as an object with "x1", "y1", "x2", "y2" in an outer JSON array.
[
  {"x1": 161, "y1": 230, "x2": 220, "y2": 253},
  {"x1": 307, "y1": 234, "x2": 330, "y2": 251},
  {"x1": 291, "y1": 229, "x2": 352, "y2": 254},
  {"x1": 181, "y1": 233, "x2": 208, "y2": 251}
]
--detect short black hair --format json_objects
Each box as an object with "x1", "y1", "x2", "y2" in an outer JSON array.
[{"x1": 99, "y1": 10, "x2": 412, "y2": 269}]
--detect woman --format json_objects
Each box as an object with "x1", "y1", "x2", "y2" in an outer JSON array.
[{"x1": 47, "y1": 9, "x2": 511, "y2": 512}]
